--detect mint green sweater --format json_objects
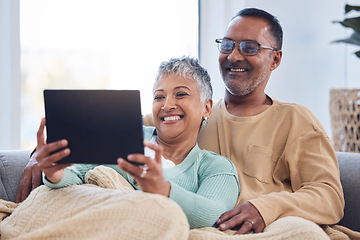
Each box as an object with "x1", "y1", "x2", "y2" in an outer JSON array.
[{"x1": 44, "y1": 126, "x2": 239, "y2": 228}]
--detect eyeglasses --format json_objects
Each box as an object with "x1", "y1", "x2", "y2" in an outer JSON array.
[{"x1": 215, "y1": 38, "x2": 277, "y2": 56}]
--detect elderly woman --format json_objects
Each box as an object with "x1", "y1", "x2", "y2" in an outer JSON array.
[{"x1": 1, "y1": 57, "x2": 239, "y2": 239}]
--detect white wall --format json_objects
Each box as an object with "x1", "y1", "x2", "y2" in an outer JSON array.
[
  {"x1": 200, "y1": 0, "x2": 359, "y2": 138},
  {"x1": 199, "y1": 0, "x2": 245, "y2": 103},
  {"x1": 0, "y1": 0, "x2": 21, "y2": 150}
]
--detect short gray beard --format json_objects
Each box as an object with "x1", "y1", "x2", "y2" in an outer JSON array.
[{"x1": 224, "y1": 73, "x2": 266, "y2": 97}]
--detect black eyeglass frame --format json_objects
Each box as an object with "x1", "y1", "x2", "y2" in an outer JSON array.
[{"x1": 215, "y1": 38, "x2": 278, "y2": 56}]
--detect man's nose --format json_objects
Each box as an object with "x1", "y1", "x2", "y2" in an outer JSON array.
[{"x1": 228, "y1": 44, "x2": 245, "y2": 62}]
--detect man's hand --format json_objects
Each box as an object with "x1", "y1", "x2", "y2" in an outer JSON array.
[
  {"x1": 15, "y1": 151, "x2": 42, "y2": 203},
  {"x1": 216, "y1": 201, "x2": 265, "y2": 234}
]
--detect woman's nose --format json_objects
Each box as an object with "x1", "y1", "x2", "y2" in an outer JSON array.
[{"x1": 162, "y1": 97, "x2": 177, "y2": 111}]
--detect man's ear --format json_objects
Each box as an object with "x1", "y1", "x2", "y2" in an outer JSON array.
[{"x1": 270, "y1": 50, "x2": 282, "y2": 71}]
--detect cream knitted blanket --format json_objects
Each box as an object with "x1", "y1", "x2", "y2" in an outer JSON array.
[
  {"x1": 0, "y1": 166, "x2": 189, "y2": 240},
  {"x1": 1, "y1": 166, "x2": 358, "y2": 240}
]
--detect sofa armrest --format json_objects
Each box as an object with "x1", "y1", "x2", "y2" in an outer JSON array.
[
  {"x1": 336, "y1": 151, "x2": 360, "y2": 232},
  {"x1": 0, "y1": 150, "x2": 31, "y2": 202}
]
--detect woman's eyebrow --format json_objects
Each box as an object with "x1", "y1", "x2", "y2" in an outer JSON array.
[
  {"x1": 153, "y1": 89, "x2": 164, "y2": 94},
  {"x1": 154, "y1": 86, "x2": 191, "y2": 94},
  {"x1": 174, "y1": 86, "x2": 191, "y2": 91}
]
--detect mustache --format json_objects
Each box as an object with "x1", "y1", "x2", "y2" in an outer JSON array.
[{"x1": 222, "y1": 59, "x2": 250, "y2": 69}]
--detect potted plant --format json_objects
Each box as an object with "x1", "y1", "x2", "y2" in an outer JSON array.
[
  {"x1": 332, "y1": 4, "x2": 360, "y2": 58},
  {"x1": 330, "y1": 4, "x2": 360, "y2": 153}
]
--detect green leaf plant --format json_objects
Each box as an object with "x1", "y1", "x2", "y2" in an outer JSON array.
[{"x1": 332, "y1": 4, "x2": 360, "y2": 58}]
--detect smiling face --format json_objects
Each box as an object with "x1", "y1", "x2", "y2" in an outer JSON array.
[
  {"x1": 153, "y1": 74, "x2": 211, "y2": 143},
  {"x1": 219, "y1": 16, "x2": 281, "y2": 97}
]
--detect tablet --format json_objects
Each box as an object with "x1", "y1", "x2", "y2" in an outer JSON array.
[{"x1": 43, "y1": 89, "x2": 144, "y2": 165}]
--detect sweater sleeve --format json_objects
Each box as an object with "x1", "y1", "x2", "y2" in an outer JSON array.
[
  {"x1": 249, "y1": 129, "x2": 344, "y2": 226},
  {"x1": 43, "y1": 164, "x2": 97, "y2": 189},
  {"x1": 169, "y1": 173, "x2": 239, "y2": 229}
]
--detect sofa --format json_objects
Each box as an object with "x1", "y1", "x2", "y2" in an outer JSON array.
[{"x1": 0, "y1": 150, "x2": 359, "y2": 232}]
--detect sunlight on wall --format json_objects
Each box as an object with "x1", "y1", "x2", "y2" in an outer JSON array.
[{"x1": 20, "y1": 0, "x2": 198, "y2": 149}]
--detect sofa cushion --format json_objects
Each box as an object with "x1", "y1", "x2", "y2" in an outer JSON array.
[
  {"x1": 0, "y1": 150, "x2": 30, "y2": 202},
  {"x1": 336, "y1": 151, "x2": 360, "y2": 232}
]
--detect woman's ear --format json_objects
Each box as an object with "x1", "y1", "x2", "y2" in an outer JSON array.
[{"x1": 204, "y1": 99, "x2": 213, "y2": 119}]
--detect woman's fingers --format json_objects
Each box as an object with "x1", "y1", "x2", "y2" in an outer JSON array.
[
  {"x1": 118, "y1": 150, "x2": 161, "y2": 179},
  {"x1": 44, "y1": 163, "x2": 73, "y2": 173},
  {"x1": 117, "y1": 158, "x2": 146, "y2": 179},
  {"x1": 36, "y1": 140, "x2": 70, "y2": 169},
  {"x1": 117, "y1": 157, "x2": 170, "y2": 196},
  {"x1": 36, "y1": 118, "x2": 46, "y2": 148},
  {"x1": 117, "y1": 140, "x2": 168, "y2": 195},
  {"x1": 143, "y1": 140, "x2": 163, "y2": 164},
  {"x1": 36, "y1": 118, "x2": 70, "y2": 168}
]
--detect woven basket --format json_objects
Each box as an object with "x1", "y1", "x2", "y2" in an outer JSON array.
[{"x1": 330, "y1": 89, "x2": 360, "y2": 152}]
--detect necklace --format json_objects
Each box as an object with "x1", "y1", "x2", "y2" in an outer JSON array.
[
  {"x1": 162, "y1": 152, "x2": 184, "y2": 161},
  {"x1": 155, "y1": 136, "x2": 185, "y2": 161}
]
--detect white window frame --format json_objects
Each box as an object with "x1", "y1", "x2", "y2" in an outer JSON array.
[{"x1": 0, "y1": 0, "x2": 21, "y2": 150}]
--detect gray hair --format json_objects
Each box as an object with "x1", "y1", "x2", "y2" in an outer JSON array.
[{"x1": 154, "y1": 56, "x2": 212, "y2": 103}]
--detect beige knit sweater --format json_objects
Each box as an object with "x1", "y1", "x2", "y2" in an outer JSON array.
[{"x1": 196, "y1": 99, "x2": 344, "y2": 226}]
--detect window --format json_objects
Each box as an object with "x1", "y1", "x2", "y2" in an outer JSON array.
[{"x1": 20, "y1": 0, "x2": 198, "y2": 149}]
